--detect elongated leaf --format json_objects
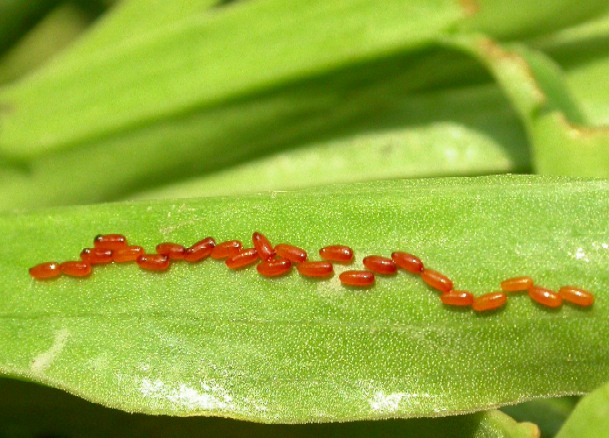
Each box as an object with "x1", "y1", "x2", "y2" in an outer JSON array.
[
  {"x1": 0, "y1": 0, "x2": 465, "y2": 158},
  {"x1": 534, "y1": 10, "x2": 609, "y2": 125},
  {"x1": 1, "y1": 176, "x2": 608, "y2": 422},
  {"x1": 53, "y1": 0, "x2": 218, "y2": 64},
  {"x1": 449, "y1": 35, "x2": 609, "y2": 177},
  {"x1": 0, "y1": 50, "x2": 528, "y2": 210},
  {"x1": 2, "y1": 1, "x2": 609, "y2": 209},
  {"x1": 132, "y1": 120, "x2": 528, "y2": 200},
  {"x1": 459, "y1": 0, "x2": 609, "y2": 39},
  {"x1": 1, "y1": 0, "x2": 605, "y2": 161},
  {"x1": 0, "y1": 4, "x2": 91, "y2": 85}
]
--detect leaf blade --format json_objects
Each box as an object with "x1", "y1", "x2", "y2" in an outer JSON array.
[
  {"x1": 0, "y1": 0, "x2": 465, "y2": 158},
  {"x1": 1, "y1": 176, "x2": 608, "y2": 422}
]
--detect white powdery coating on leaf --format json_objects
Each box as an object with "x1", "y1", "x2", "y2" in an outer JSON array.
[
  {"x1": 140, "y1": 378, "x2": 235, "y2": 411},
  {"x1": 31, "y1": 328, "x2": 69, "y2": 375},
  {"x1": 574, "y1": 247, "x2": 589, "y2": 262},
  {"x1": 139, "y1": 378, "x2": 270, "y2": 415},
  {"x1": 369, "y1": 391, "x2": 408, "y2": 413},
  {"x1": 368, "y1": 390, "x2": 434, "y2": 414}
]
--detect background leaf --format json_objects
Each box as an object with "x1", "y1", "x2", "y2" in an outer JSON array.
[
  {"x1": 543, "y1": 10, "x2": 609, "y2": 125},
  {"x1": 132, "y1": 108, "x2": 529, "y2": 200},
  {"x1": 449, "y1": 34, "x2": 609, "y2": 177},
  {"x1": 555, "y1": 380, "x2": 609, "y2": 438},
  {"x1": 2, "y1": 1, "x2": 609, "y2": 208},
  {"x1": 501, "y1": 396, "x2": 579, "y2": 438},
  {"x1": 0, "y1": 0, "x2": 464, "y2": 159}
]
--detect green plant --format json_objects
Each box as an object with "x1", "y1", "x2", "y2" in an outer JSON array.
[{"x1": 1, "y1": 1, "x2": 609, "y2": 436}]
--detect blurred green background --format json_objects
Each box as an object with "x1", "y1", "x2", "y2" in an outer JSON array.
[{"x1": 1, "y1": 0, "x2": 608, "y2": 212}]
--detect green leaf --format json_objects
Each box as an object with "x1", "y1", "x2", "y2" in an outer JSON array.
[
  {"x1": 0, "y1": 379, "x2": 537, "y2": 438},
  {"x1": 1, "y1": 176, "x2": 608, "y2": 422},
  {"x1": 132, "y1": 98, "x2": 529, "y2": 199},
  {"x1": 0, "y1": 0, "x2": 61, "y2": 56},
  {"x1": 0, "y1": 47, "x2": 529, "y2": 210},
  {"x1": 0, "y1": 4, "x2": 91, "y2": 85},
  {"x1": 533, "y1": 10, "x2": 609, "y2": 125},
  {"x1": 556, "y1": 381, "x2": 609, "y2": 438},
  {"x1": 501, "y1": 396, "x2": 579, "y2": 438},
  {"x1": 459, "y1": 0, "x2": 609, "y2": 39},
  {"x1": 3, "y1": 1, "x2": 609, "y2": 209},
  {"x1": 0, "y1": 0, "x2": 465, "y2": 158},
  {"x1": 449, "y1": 34, "x2": 609, "y2": 177},
  {"x1": 54, "y1": 0, "x2": 218, "y2": 64}
]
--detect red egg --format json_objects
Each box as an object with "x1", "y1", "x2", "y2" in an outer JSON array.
[
  {"x1": 113, "y1": 245, "x2": 145, "y2": 263},
  {"x1": 500, "y1": 276, "x2": 533, "y2": 292},
  {"x1": 29, "y1": 262, "x2": 62, "y2": 280},
  {"x1": 296, "y1": 261, "x2": 333, "y2": 278},
  {"x1": 339, "y1": 270, "x2": 375, "y2": 287},
  {"x1": 94, "y1": 234, "x2": 127, "y2": 250},
  {"x1": 391, "y1": 252, "x2": 424, "y2": 274},
  {"x1": 80, "y1": 247, "x2": 113, "y2": 264},
  {"x1": 275, "y1": 244, "x2": 308, "y2": 263},
  {"x1": 529, "y1": 286, "x2": 562, "y2": 308},
  {"x1": 421, "y1": 269, "x2": 453, "y2": 293},
  {"x1": 252, "y1": 232, "x2": 275, "y2": 261},
  {"x1": 363, "y1": 255, "x2": 397, "y2": 275},
  {"x1": 137, "y1": 254, "x2": 170, "y2": 271},
  {"x1": 441, "y1": 290, "x2": 474, "y2": 307},
  {"x1": 472, "y1": 292, "x2": 507, "y2": 312},
  {"x1": 559, "y1": 286, "x2": 595, "y2": 307},
  {"x1": 319, "y1": 245, "x2": 354, "y2": 263},
  {"x1": 257, "y1": 259, "x2": 292, "y2": 277},
  {"x1": 184, "y1": 237, "x2": 216, "y2": 262},
  {"x1": 156, "y1": 242, "x2": 186, "y2": 260},
  {"x1": 226, "y1": 248, "x2": 259, "y2": 270},
  {"x1": 210, "y1": 240, "x2": 242, "y2": 260},
  {"x1": 60, "y1": 261, "x2": 92, "y2": 277}
]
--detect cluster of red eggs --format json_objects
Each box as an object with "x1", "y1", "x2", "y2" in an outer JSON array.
[{"x1": 28, "y1": 232, "x2": 594, "y2": 312}]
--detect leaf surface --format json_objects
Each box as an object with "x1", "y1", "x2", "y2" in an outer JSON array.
[{"x1": 1, "y1": 176, "x2": 608, "y2": 422}]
